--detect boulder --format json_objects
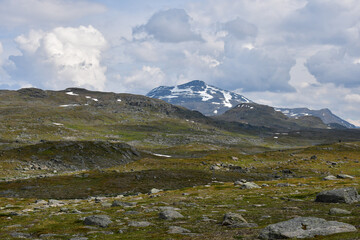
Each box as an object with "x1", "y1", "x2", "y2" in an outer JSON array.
[
  {"x1": 329, "y1": 208, "x2": 351, "y2": 215},
  {"x1": 168, "y1": 226, "x2": 191, "y2": 234},
  {"x1": 315, "y1": 187, "x2": 359, "y2": 204},
  {"x1": 323, "y1": 175, "x2": 337, "y2": 180},
  {"x1": 336, "y1": 174, "x2": 354, "y2": 179},
  {"x1": 84, "y1": 215, "x2": 112, "y2": 228},
  {"x1": 241, "y1": 182, "x2": 261, "y2": 189},
  {"x1": 128, "y1": 221, "x2": 152, "y2": 227},
  {"x1": 259, "y1": 217, "x2": 356, "y2": 239},
  {"x1": 159, "y1": 210, "x2": 184, "y2": 220},
  {"x1": 149, "y1": 188, "x2": 162, "y2": 194},
  {"x1": 111, "y1": 201, "x2": 136, "y2": 207},
  {"x1": 222, "y1": 212, "x2": 247, "y2": 226}
]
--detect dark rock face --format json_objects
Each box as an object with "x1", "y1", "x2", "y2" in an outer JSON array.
[
  {"x1": 315, "y1": 187, "x2": 359, "y2": 204},
  {"x1": 259, "y1": 217, "x2": 357, "y2": 239},
  {"x1": 84, "y1": 215, "x2": 112, "y2": 228}
]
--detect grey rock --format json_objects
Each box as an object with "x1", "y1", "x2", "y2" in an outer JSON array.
[
  {"x1": 315, "y1": 187, "x2": 359, "y2": 204},
  {"x1": 128, "y1": 221, "x2": 152, "y2": 227},
  {"x1": 168, "y1": 226, "x2": 191, "y2": 234},
  {"x1": 210, "y1": 165, "x2": 221, "y2": 170},
  {"x1": 323, "y1": 175, "x2": 337, "y2": 180},
  {"x1": 329, "y1": 208, "x2": 351, "y2": 215},
  {"x1": 259, "y1": 217, "x2": 356, "y2": 239},
  {"x1": 276, "y1": 183, "x2": 295, "y2": 187},
  {"x1": 70, "y1": 238, "x2": 88, "y2": 240},
  {"x1": 111, "y1": 201, "x2": 136, "y2": 207},
  {"x1": 239, "y1": 182, "x2": 261, "y2": 189},
  {"x1": 159, "y1": 210, "x2": 184, "y2": 220},
  {"x1": 336, "y1": 174, "x2": 354, "y2": 179},
  {"x1": 84, "y1": 215, "x2": 112, "y2": 228},
  {"x1": 222, "y1": 212, "x2": 247, "y2": 226},
  {"x1": 149, "y1": 188, "x2": 162, "y2": 194},
  {"x1": 10, "y1": 232, "x2": 31, "y2": 238}
]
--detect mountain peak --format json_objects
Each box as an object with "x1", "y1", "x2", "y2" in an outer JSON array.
[{"x1": 147, "y1": 80, "x2": 251, "y2": 116}]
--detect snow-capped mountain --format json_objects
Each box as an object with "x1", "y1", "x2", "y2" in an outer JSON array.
[
  {"x1": 275, "y1": 108, "x2": 356, "y2": 129},
  {"x1": 146, "y1": 80, "x2": 251, "y2": 116}
]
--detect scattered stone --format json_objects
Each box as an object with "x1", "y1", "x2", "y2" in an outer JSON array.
[
  {"x1": 168, "y1": 226, "x2": 191, "y2": 234},
  {"x1": 239, "y1": 182, "x2": 261, "y2": 189},
  {"x1": 70, "y1": 237, "x2": 88, "y2": 240},
  {"x1": 222, "y1": 212, "x2": 247, "y2": 226},
  {"x1": 128, "y1": 221, "x2": 152, "y2": 227},
  {"x1": 323, "y1": 175, "x2": 337, "y2": 180},
  {"x1": 259, "y1": 217, "x2": 357, "y2": 239},
  {"x1": 159, "y1": 210, "x2": 184, "y2": 220},
  {"x1": 149, "y1": 188, "x2": 162, "y2": 194},
  {"x1": 329, "y1": 208, "x2": 351, "y2": 215},
  {"x1": 111, "y1": 201, "x2": 136, "y2": 207},
  {"x1": 124, "y1": 210, "x2": 139, "y2": 215},
  {"x1": 336, "y1": 174, "x2": 354, "y2": 179},
  {"x1": 10, "y1": 232, "x2": 31, "y2": 239},
  {"x1": 276, "y1": 183, "x2": 295, "y2": 187},
  {"x1": 101, "y1": 202, "x2": 112, "y2": 208},
  {"x1": 310, "y1": 155, "x2": 317, "y2": 160},
  {"x1": 84, "y1": 215, "x2": 112, "y2": 228},
  {"x1": 210, "y1": 165, "x2": 221, "y2": 171},
  {"x1": 315, "y1": 187, "x2": 359, "y2": 204}
]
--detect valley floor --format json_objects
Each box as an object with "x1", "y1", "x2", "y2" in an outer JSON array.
[{"x1": 0, "y1": 142, "x2": 359, "y2": 239}]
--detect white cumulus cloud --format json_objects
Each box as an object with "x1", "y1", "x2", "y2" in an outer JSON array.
[{"x1": 9, "y1": 25, "x2": 107, "y2": 90}]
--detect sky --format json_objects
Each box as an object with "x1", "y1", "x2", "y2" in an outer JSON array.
[{"x1": 0, "y1": 0, "x2": 359, "y2": 126}]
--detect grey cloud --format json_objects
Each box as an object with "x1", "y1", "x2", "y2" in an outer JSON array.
[
  {"x1": 222, "y1": 17, "x2": 257, "y2": 40},
  {"x1": 306, "y1": 48, "x2": 360, "y2": 88},
  {"x1": 133, "y1": 8, "x2": 202, "y2": 43},
  {"x1": 215, "y1": 47, "x2": 295, "y2": 92},
  {"x1": 281, "y1": 0, "x2": 359, "y2": 46}
]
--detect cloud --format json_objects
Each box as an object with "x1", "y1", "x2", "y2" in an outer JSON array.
[
  {"x1": 118, "y1": 66, "x2": 166, "y2": 94},
  {"x1": 8, "y1": 25, "x2": 107, "y2": 90},
  {"x1": 133, "y1": 8, "x2": 203, "y2": 43},
  {"x1": 221, "y1": 17, "x2": 258, "y2": 40},
  {"x1": 306, "y1": 48, "x2": 360, "y2": 88},
  {"x1": 0, "y1": 0, "x2": 106, "y2": 27}
]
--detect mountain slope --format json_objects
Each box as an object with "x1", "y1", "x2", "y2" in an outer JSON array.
[
  {"x1": 214, "y1": 103, "x2": 328, "y2": 131},
  {"x1": 147, "y1": 80, "x2": 251, "y2": 116},
  {"x1": 275, "y1": 107, "x2": 356, "y2": 128}
]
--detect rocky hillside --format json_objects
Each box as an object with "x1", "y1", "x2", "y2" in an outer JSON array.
[
  {"x1": 275, "y1": 107, "x2": 356, "y2": 129},
  {"x1": 214, "y1": 103, "x2": 328, "y2": 131},
  {"x1": 147, "y1": 80, "x2": 251, "y2": 116}
]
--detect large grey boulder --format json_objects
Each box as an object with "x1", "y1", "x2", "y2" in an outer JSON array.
[
  {"x1": 84, "y1": 215, "x2": 112, "y2": 228},
  {"x1": 315, "y1": 187, "x2": 359, "y2": 204},
  {"x1": 259, "y1": 217, "x2": 356, "y2": 239},
  {"x1": 159, "y1": 210, "x2": 184, "y2": 220}
]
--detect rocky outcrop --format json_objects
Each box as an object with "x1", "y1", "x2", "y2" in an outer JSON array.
[
  {"x1": 259, "y1": 217, "x2": 357, "y2": 239},
  {"x1": 315, "y1": 187, "x2": 359, "y2": 204}
]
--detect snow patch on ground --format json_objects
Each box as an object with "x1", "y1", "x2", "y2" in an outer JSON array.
[
  {"x1": 117, "y1": 99, "x2": 122, "y2": 102},
  {"x1": 59, "y1": 104, "x2": 80, "y2": 107},
  {"x1": 52, "y1": 122, "x2": 64, "y2": 126},
  {"x1": 153, "y1": 153, "x2": 172, "y2": 158},
  {"x1": 66, "y1": 92, "x2": 79, "y2": 96}
]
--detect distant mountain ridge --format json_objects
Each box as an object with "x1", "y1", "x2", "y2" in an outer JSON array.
[
  {"x1": 147, "y1": 80, "x2": 355, "y2": 129},
  {"x1": 146, "y1": 80, "x2": 251, "y2": 116},
  {"x1": 275, "y1": 108, "x2": 356, "y2": 129}
]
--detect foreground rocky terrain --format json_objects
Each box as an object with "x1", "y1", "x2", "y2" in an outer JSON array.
[{"x1": 0, "y1": 88, "x2": 359, "y2": 239}]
